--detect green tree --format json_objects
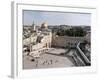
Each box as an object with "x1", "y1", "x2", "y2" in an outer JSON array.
[{"x1": 56, "y1": 27, "x2": 87, "y2": 37}]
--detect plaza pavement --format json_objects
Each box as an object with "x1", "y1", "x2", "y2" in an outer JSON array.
[{"x1": 23, "y1": 48, "x2": 75, "y2": 69}]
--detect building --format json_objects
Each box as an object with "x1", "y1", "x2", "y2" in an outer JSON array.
[{"x1": 23, "y1": 22, "x2": 52, "y2": 58}]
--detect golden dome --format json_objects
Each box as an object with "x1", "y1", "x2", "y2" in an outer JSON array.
[{"x1": 41, "y1": 22, "x2": 48, "y2": 29}]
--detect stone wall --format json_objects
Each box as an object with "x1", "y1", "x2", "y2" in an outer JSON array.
[{"x1": 52, "y1": 34, "x2": 87, "y2": 48}]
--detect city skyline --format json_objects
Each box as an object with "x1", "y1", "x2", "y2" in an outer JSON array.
[
  {"x1": 23, "y1": 10, "x2": 91, "y2": 26},
  {"x1": 23, "y1": 10, "x2": 91, "y2": 69}
]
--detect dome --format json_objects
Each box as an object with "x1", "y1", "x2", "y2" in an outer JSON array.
[{"x1": 41, "y1": 22, "x2": 48, "y2": 29}]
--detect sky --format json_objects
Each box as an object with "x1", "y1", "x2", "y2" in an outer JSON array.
[{"x1": 23, "y1": 10, "x2": 91, "y2": 26}]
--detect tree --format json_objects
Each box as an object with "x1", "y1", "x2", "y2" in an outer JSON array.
[{"x1": 56, "y1": 27, "x2": 87, "y2": 37}]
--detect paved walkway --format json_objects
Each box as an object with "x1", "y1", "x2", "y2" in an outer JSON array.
[{"x1": 23, "y1": 48, "x2": 75, "y2": 69}]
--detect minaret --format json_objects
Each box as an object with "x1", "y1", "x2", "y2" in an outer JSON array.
[{"x1": 32, "y1": 21, "x2": 36, "y2": 31}]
